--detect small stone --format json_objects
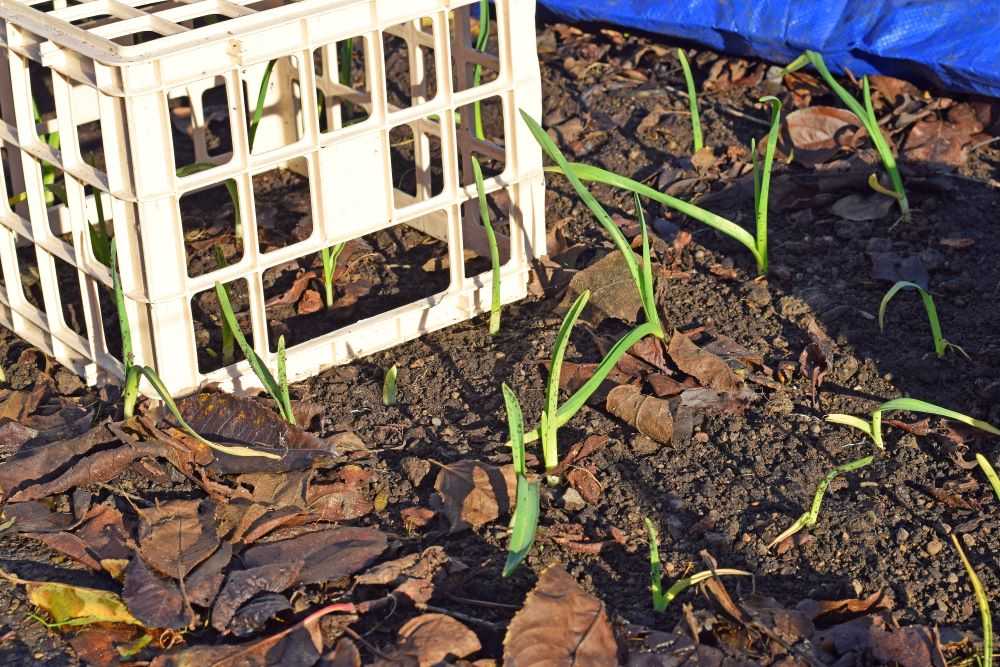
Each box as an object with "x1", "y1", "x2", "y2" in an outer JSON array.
[
  {"x1": 632, "y1": 435, "x2": 660, "y2": 455},
  {"x1": 747, "y1": 283, "x2": 771, "y2": 307},
  {"x1": 562, "y1": 488, "x2": 586, "y2": 512},
  {"x1": 852, "y1": 580, "x2": 864, "y2": 596},
  {"x1": 431, "y1": 417, "x2": 442, "y2": 427},
  {"x1": 962, "y1": 533, "x2": 975, "y2": 547},
  {"x1": 947, "y1": 573, "x2": 959, "y2": 584},
  {"x1": 54, "y1": 368, "x2": 84, "y2": 395},
  {"x1": 401, "y1": 457, "x2": 431, "y2": 488},
  {"x1": 896, "y1": 527, "x2": 910, "y2": 544},
  {"x1": 927, "y1": 538, "x2": 944, "y2": 556},
  {"x1": 652, "y1": 218, "x2": 679, "y2": 240},
  {"x1": 809, "y1": 423, "x2": 821, "y2": 436}
]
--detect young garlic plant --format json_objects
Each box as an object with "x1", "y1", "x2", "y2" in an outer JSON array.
[
  {"x1": 502, "y1": 383, "x2": 540, "y2": 577},
  {"x1": 784, "y1": 51, "x2": 910, "y2": 223},
  {"x1": 879, "y1": 280, "x2": 966, "y2": 359}
]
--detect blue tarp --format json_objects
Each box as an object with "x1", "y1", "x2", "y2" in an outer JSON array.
[{"x1": 537, "y1": 0, "x2": 1000, "y2": 99}]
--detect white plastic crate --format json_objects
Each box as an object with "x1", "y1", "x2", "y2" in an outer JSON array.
[{"x1": 0, "y1": 0, "x2": 545, "y2": 396}]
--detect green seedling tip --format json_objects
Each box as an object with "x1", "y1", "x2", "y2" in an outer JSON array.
[
  {"x1": 502, "y1": 383, "x2": 525, "y2": 476},
  {"x1": 542, "y1": 290, "x2": 590, "y2": 481},
  {"x1": 544, "y1": 161, "x2": 763, "y2": 272},
  {"x1": 472, "y1": 156, "x2": 502, "y2": 335},
  {"x1": 753, "y1": 95, "x2": 782, "y2": 275},
  {"x1": 767, "y1": 455, "x2": 873, "y2": 549},
  {"x1": 952, "y1": 534, "x2": 993, "y2": 667},
  {"x1": 879, "y1": 280, "x2": 966, "y2": 359},
  {"x1": 503, "y1": 473, "x2": 540, "y2": 578},
  {"x1": 644, "y1": 517, "x2": 667, "y2": 612},
  {"x1": 321, "y1": 242, "x2": 347, "y2": 309},
  {"x1": 676, "y1": 48, "x2": 703, "y2": 153},
  {"x1": 383, "y1": 364, "x2": 398, "y2": 406},
  {"x1": 214, "y1": 282, "x2": 296, "y2": 424},
  {"x1": 977, "y1": 454, "x2": 1000, "y2": 503}
]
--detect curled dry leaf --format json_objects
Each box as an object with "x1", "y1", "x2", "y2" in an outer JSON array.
[
  {"x1": 376, "y1": 614, "x2": 481, "y2": 667},
  {"x1": 504, "y1": 565, "x2": 618, "y2": 665},
  {"x1": 0, "y1": 423, "x2": 160, "y2": 502},
  {"x1": 606, "y1": 385, "x2": 673, "y2": 445},
  {"x1": 185, "y1": 542, "x2": 233, "y2": 608},
  {"x1": 782, "y1": 106, "x2": 866, "y2": 167},
  {"x1": 355, "y1": 546, "x2": 461, "y2": 605},
  {"x1": 668, "y1": 331, "x2": 741, "y2": 392},
  {"x1": 151, "y1": 602, "x2": 357, "y2": 667},
  {"x1": 211, "y1": 561, "x2": 303, "y2": 632},
  {"x1": 432, "y1": 460, "x2": 515, "y2": 532},
  {"x1": 799, "y1": 317, "x2": 834, "y2": 406},
  {"x1": 174, "y1": 393, "x2": 338, "y2": 473}
]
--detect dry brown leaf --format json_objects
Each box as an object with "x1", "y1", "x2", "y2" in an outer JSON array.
[
  {"x1": 606, "y1": 385, "x2": 673, "y2": 444},
  {"x1": 375, "y1": 614, "x2": 481, "y2": 667},
  {"x1": 432, "y1": 460, "x2": 515, "y2": 532},
  {"x1": 783, "y1": 106, "x2": 865, "y2": 167},
  {"x1": 831, "y1": 192, "x2": 894, "y2": 221},
  {"x1": 152, "y1": 602, "x2": 357, "y2": 667},
  {"x1": 240, "y1": 526, "x2": 388, "y2": 585},
  {"x1": 799, "y1": 318, "x2": 834, "y2": 406},
  {"x1": 565, "y1": 251, "x2": 644, "y2": 326},
  {"x1": 122, "y1": 556, "x2": 194, "y2": 629},
  {"x1": 668, "y1": 331, "x2": 741, "y2": 392},
  {"x1": 903, "y1": 118, "x2": 968, "y2": 167},
  {"x1": 137, "y1": 499, "x2": 220, "y2": 579},
  {"x1": 265, "y1": 270, "x2": 317, "y2": 308},
  {"x1": 503, "y1": 565, "x2": 618, "y2": 665}
]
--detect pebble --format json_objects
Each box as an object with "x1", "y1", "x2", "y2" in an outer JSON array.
[
  {"x1": 632, "y1": 435, "x2": 660, "y2": 455},
  {"x1": 927, "y1": 538, "x2": 944, "y2": 556},
  {"x1": 562, "y1": 488, "x2": 586, "y2": 512},
  {"x1": 431, "y1": 417, "x2": 442, "y2": 427},
  {"x1": 895, "y1": 527, "x2": 910, "y2": 544},
  {"x1": 746, "y1": 283, "x2": 771, "y2": 307}
]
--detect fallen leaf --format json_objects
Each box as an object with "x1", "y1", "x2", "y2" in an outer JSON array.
[
  {"x1": 186, "y1": 542, "x2": 233, "y2": 607},
  {"x1": 151, "y1": 602, "x2": 357, "y2": 667},
  {"x1": 831, "y1": 192, "x2": 894, "y2": 221},
  {"x1": 566, "y1": 467, "x2": 602, "y2": 504},
  {"x1": 240, "y1": 526, "x2": 388, "y2": 585},
  {"x1": 503, "y1": 565, "x2": 618, "y2": 664},
  {"x1": 122, "y1": 556, "x2": 194, "y2": 629},
  {"x1": 265, "y1": 270, "x2": 317, "y2": 308},
  {"x1": 321, "y1": 638, "x2": 361, "y2": 667},
  {"x1": 230, "y1": 593, "x2": 293, "y2": 637},
  {"x1": 355, "y1": 546, "x2": 460, "y2": 605},
  {"x1": 883, "y1": 418, "x2": 931, "y2": 436},
  {"x1": 0, "y1": 423, "x2": 159, "y2": 502},
  {"x1": 175, "y1": 393, "x2": 337, "y2": 472},
  {"x1": 401, "y1": 507, "x2": 436, "y2": 531},
  {"x1": 211, "y1": 562, "x2": 303, "y2": 632},
  {"x1": 868, "y1": 250, "x2": 929, "y2": 288},
  {"x1": 1, "y1": 568, "x2": 143, "y2": 627},
  {"x1": 870, "y1": 75, "x2": 919, "y2": 102},
  {"x1": 668, "y1": 331, "x2": 741, "y2": 392},
  {"x1": 606, "y1": 385, "x2": 673, "y2": 444},
  {"x1": 376, "y1": 614, "x2": 481, "y2": 667},
  {"x1": 432, "y1": 460, "x2": 515, "y2": 532},
  {"x1": 796, "y1": 590, "x2": 892, "y2": 626},
  {"x1": 903, "y1": 118, "x2": 968, "y2": 167},
  {"x1": 297, "y1": 289, "x2": 324, "y2": 315},
  {"x1": 564, "y1": 251, "x2": 644, "y2": 326},
  {"x1": 137, "y1": 499, "x2": 220, "y2": 579},
  {"x1": 783, "y1": 107, "x2": 865, "y2": 167},
  {"x1": 647, "y1": 373, "x2": 696, "y2": 398},
  {"x1": 799, "y1": 318, "x2": 834, "y2": 406}
]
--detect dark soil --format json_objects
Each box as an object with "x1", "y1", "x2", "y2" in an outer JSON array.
[{"x1": 2, "y1": 13, "x2": 1000, "y2": 666}]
